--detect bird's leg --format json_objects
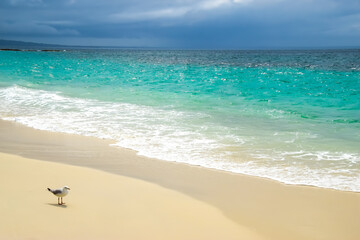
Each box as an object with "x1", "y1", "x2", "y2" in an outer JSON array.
[
  {"x1": 61, "y1": 197, "x2": 64, "y2": 205},
  {"x1": 58, "y1": 197, "x2": 61, "y2": 205}
]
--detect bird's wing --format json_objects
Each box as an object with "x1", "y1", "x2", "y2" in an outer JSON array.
[{"x1": 51, "y1": 189, "x2": 63, "y2": 195}]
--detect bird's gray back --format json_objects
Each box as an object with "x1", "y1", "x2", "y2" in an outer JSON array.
[{"x1": 52, "y1": 189, "x2": 62, "y2": 195}]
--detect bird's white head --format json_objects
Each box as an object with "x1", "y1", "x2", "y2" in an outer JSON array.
[{"x1": 64, "y1": 186, "x2": 71, "y2": 190}]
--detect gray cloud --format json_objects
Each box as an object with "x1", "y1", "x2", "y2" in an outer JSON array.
[
  {"x1": 0, "y1": 0, "x2": 359, "y2": 48},
  {"x1": 0, "y1": 21, "x2": 80, "y2": 36}
]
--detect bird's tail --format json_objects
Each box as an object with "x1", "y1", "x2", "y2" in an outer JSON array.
[{"x1": 47, "y1": 188, "x2": 52, "y2": 192}]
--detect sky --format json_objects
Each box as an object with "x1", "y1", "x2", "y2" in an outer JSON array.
[{"x1": 0, "y1": 0, "x2": 359, "y2": 49}]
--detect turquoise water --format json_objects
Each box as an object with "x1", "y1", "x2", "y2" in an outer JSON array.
[{"x1": 0, "y1": 49, "x2": 359, "y2": 191}]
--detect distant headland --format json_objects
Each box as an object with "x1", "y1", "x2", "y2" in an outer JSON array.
[
  {"x1": 0, "y1": 39, "x2": 67, "y2": 51},
  {"x1": 0, "y1": 38, "x2": 143, "y2": 51},
  {"x1": 0, "y1": 48, "x2": 63, "y2": 52}
]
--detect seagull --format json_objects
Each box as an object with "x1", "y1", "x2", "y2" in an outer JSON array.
[{"x1": 47, "y1": 186, "x2": 70, "y2": 205}]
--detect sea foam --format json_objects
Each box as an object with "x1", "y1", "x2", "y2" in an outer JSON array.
[{"x1": 1, "y1": 85, "x2": 359, "y2": 192}]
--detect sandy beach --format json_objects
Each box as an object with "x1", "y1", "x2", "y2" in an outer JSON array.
[
  {"x1": 0, "y1": 152, "x2": 259, "y2": 240},
  {"x1": 1, "y1": 119, "x2": 360, "y2": 240}
]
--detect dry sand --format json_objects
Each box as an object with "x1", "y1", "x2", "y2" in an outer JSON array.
[
  {"x1": 0, "y1": 120, "x2": 359, "y2": 240},
  {"x1": 0, "y1": 152, "x2": 262, "y2": 240}
]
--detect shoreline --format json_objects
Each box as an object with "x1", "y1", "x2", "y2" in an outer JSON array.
[
  {"x1": 1, "y1": 119, "x2": 360, "y2": 240},
  {"x1": 1, "y1": 118, "x2": 357, "y2": 194}
]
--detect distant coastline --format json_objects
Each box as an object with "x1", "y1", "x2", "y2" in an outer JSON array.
[
  {"x1": 0, "y1": 38, "x2": 147, "y2": 51},
  {"x1": 1, "y1": 38, "x2": 359, "y2": 51},
  {"x1": 0, "y1": 48, "x2": 63, "y2": 52}
]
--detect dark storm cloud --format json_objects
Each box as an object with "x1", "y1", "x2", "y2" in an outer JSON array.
[{"x1": 0, "y1": 0, "x2": 359, "y2": 48}]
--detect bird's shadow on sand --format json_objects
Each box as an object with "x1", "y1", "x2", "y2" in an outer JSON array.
[{"x1": 46, "y1": 203, "x2": 68, "y2": 208}]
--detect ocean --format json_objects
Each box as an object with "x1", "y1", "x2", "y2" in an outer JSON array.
[{"x1": 0, "y1": 49, "x2": 359, "y2": 191}]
